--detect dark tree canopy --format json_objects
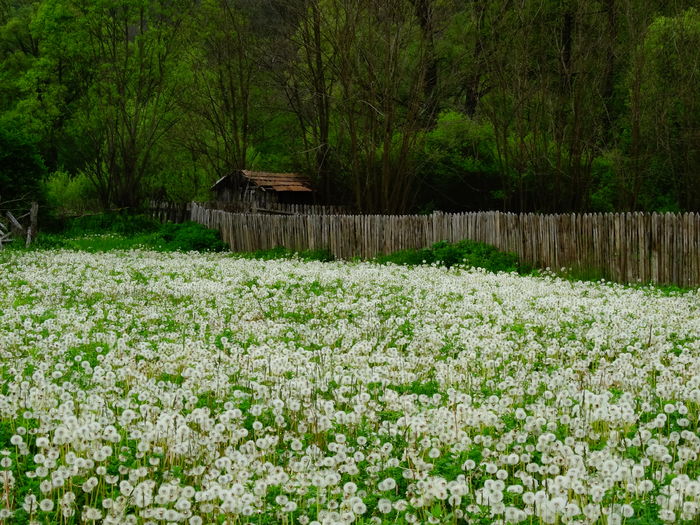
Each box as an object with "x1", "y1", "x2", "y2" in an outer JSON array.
[{"x1": 0, "y1": 121, "x2": 45, "y2": 207}]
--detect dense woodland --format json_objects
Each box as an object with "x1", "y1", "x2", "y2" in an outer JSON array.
[{"x1": 1, "y1": 0, "x2": 699, "y2": 214}]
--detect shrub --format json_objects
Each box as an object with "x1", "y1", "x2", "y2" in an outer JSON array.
[
  {"x1": 432, "y1": 240, "x2": 523, "y2": 272},
  {"x1": 43, "y1": 171, "x2": 101, "y2": 216},
  {"x1": 376, "y1": 239, "x2": 528, "y2": 273},
  {"x1": 157, "y1": 222, "x2": 227, "y2": 252},
  {"x1": 29, "y1": 234, "x2": 65, "y2": 250},
  {"x1": 373, "y1": 247, "x2": 434, "y2": 266}
]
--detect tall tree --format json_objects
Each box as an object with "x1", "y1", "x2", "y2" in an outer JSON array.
[
  {"x1": 267, "y1": 0, "x2": 338, "y2": 202},
  {"x1": 333, "y1": 0, "x2": 435, "y2": 213},
  {"x1": 637, "y1": 8, "x2": 700, "y2": 210},
  {"x1": 179, "y1": 0, "x2": 259, "y2": 177},
  {"x1": 66, "y1": 0, "x2": 195, "y2": 208}
]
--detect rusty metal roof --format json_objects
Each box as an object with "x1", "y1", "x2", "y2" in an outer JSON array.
[
  {"x1": 242, "y1": 170, "x2": 313, "y2": 192},
  {"x1": 212, "y1": 170, "x2": 313, "y2": 192}
]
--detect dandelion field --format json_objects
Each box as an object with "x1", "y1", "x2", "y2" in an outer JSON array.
[{"x1": 1, "y1": 251, "x2": 699, "y2": 524}]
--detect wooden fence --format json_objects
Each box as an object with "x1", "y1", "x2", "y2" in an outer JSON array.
[
  {"x1": 0, "y1": 201, "x2": 39, "y2": 249},
  {"x1": 150, "y1": 201, "x2": 192, "y2": 223},
  {"x1": 188, "y1": 203, "x2": 700, "y2": 287},
  {"x1": 207, "y1": 200, "x2": 352, "y2": 215},
  {"x1": 151, "y1": 200, "x2": 350, "y2": 220}
]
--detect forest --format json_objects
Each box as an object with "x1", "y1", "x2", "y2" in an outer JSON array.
[{"x1": 1, "y1": 0, "x2": 699, "y2": 214}]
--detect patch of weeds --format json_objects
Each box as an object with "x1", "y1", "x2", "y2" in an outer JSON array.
[
  {"x1": 83, "y1": 291, "x2": 106, "y2": 307},
  {"x1": 235, "y1": 246, "x2": 335, "y2": 262},
  {"x1": 465, "y1": 446, "x2": 483, "y2": 465},
  {"x1": 436, "y1": 342, "x2": 462, "y2": 361},
  {"x1": 131, "y1": 270, "x2": 149, "y2": 285},
  {"x1": 157, "y1": 221, "x2": 227, "y2": 252},
  {"x1": 159, "y1": 372, "x2": 185, "y2": 386},
  {"x1": 388, "y1": 380, "x2": 441, "y2": 397},
  {"x1": 0, "y1": 420, "x2": 14, "y2": 444},
  {"x1": 377, "y1": 410, "x2": 403, "y2": 422},
  {"x1": 588, "y1": 439, "x2": 608, "y2": 452},
  {"x1": 12, "y1": 295, "x2": 37, "y2": 307},
  {"x1": 433, "y1": 453, "x2": 467, "y2": 479},
  {"x1": 66, "y1": 342, "x2": 105, "y2": 368},
  {"x1": 505, "y1": 322, "x2": 526, "y2": 335},
  {"x1": 610, "y1": 387, "x2": 624, "y2": 402},
  {"x1": 626, "y1": 502, "x2": 662, "y2": 524}
]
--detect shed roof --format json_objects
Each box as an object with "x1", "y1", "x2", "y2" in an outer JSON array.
[{"x1": 212, "y1": 170, "x2": 313, "y2": 193}]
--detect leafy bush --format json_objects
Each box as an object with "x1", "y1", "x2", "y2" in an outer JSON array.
[
  {"x1": 376, "y1": 239, "x2": 528, "y2": 273},
  {"x1": 31, "y1": 232, "x2": 158, "y2": 252},
  {"x1": 374, "y1": 247, "x2": 434, "y2": 266},
  {"x1": 43, "y1": 171, "x2": 101, "y2": 215},
  {"x1": 157, "y1": 222, "x2": 227, "y2": 252},
  {"x1": 29, "y1": 234, "x2": 65, "y2": 250}
]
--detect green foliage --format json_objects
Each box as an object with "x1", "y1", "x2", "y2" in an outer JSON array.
[
  {"x1": 43, "y1": 170, "x2": 102, "y2": 215},
  {"x1": 418, "y1": 111, "x2": 501, "y2": 211},
  {"x1": 374, "y1": 246, "x2": 433, "y2": 266},
  {"x1": 66, "y1": 213, "x2": 160, "y2": 236},
  {"x1": 148, "y1": 164, "x2": 212, "y2": 204},
  {"x1": 0, "y1": 120, "x2": 46, "y2": 206},
  {"x1": 158, "y1": 221, "x2": 227, "y2": 252},
  {"x1": 31, "y1": 213, "x2": 226, "y2": 252},
  {"x1": 3, "y1": 0, "x2": 700, "y2": 214},
  {"x1": 635, "y1": 8, "x2": 700, "y2": 211},
  {"x1": 375, "y1": 239, "x2": 527, "y2": 273},
  {"x1": 588, "y1": 151, "x2": 621, "y2": 212},
  {"x1": 387, "y1": 380, "x2": 441, "y2": 397},
  {"x1": 555, "y1": 264, "x2": 609, "y2": 284}
]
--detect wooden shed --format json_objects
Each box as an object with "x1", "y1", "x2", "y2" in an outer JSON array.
[{"x1": 211, "y1": 170, "x2": 314, "y2": 210}]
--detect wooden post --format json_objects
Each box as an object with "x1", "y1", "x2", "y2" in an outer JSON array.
[{"x1": 29, "y1": 202, "x2": 38, "y2": 243}]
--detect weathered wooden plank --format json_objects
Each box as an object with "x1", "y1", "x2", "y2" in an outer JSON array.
[{"x1": 6, "y1": 211, "x2": 25, "y2": 233}]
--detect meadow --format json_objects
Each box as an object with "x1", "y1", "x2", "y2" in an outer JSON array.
[{"x1": 0, "y1": 250, "x2": 699, "y2": 524}]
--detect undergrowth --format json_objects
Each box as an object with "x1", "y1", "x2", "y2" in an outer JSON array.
[
  {"x1": 374, "y1": 239, "x2": 531, "y2": 274},
  {"x1": 27, "y1": 213, "x2": 226, "y2": 252}
]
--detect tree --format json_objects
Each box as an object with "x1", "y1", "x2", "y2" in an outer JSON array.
[
  {"x1": 65, "y1": 0, "x2": 195, "y2": 208},
  {"x1": 178, "y1": 0, "x2": 260, "y2": 177},
  {"x1": 2, "y1": 0, "x2": 700, "y2": 213},
  {"x1": 333, "y1": 0, "x2": 434, "y2": 213},
  {"x1": 266, "y1": 0, "x2": 339, "y2": 202},
  {"x1": 636, "y1": 8, "x2": 700, "y2": 210}
]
